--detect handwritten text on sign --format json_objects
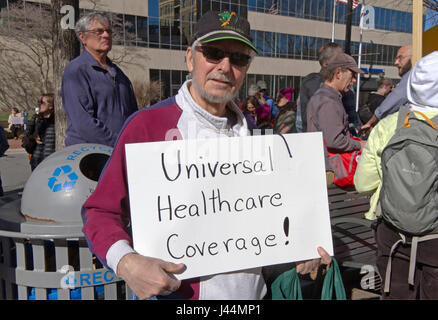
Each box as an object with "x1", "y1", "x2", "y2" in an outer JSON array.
[{"x1": 125, "y1": 133, "x2": 333, "y2": 280}]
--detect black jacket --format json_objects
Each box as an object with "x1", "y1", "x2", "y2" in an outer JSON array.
[{"x1": 26, "y1": 113, "x2": 55, "y2": 170}]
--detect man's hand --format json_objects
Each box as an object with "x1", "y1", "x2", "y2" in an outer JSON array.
[
  {"x1": 359, "y1": 115, "x2": 378, "y2": 138},
  {"x1": 296, "y1": 246, "x2": 332, "y2": 275},
  {"x1": 117, "y1": 253, "x2": 186, "y2": 300}
]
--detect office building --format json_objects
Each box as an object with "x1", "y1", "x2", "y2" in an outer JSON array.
[{"x1": 1, "y1": 0, "x2": 413, "y2": 103}]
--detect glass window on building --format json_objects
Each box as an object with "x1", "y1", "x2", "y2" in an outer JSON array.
[
  {"x1": 278, "y1": 33, "x2": 288, "y2": 58},
  {"x1": 280, "y1": 0, "x2": 288, "y2": 16},
  {"x1": 287, "y1": 34, "x2": 295, "y2": 59},
  {"x1": 375, "y1": 7, "x2": 384, "y2": 30},
  {"x1": 162, "y1": 70, "x2": 171, "y2": 98},
  {"x1": 171, "y1": 70, "x2": 182, "y2": 96},
  {"x1": 278, "y1": 75, "x2": 287, "y2": 93},
  {"x1": 248, "y1": 0, "x2": 256, "y2": 11},
  {"x1": 336, "y1": 2, "x2": 346, "y2": 24},
  {"x1": 263, "y1": 31, "x2": 275, "y2": 57},
  {"x1": 384, "y1": 8, "x2": 391, "y2": 31},
  {"x1": 309, "y1": 36, "x2": 317, "y2": 60},
  {"x1": 295, "y1": 0, "x2": 304, "y2": 18},
  {"x1": 315, "y1": 37, "x2": 324, "y2": 56},
  {"x1": 302, "y1": 36, "x2": 309, "y2": 60},
  {"x1": 255, "y1": 0, "x2": 264, "y2": 13},
  {"x1": 211, "y1": 0, "x2": 220, "y2": 12},
  {"x1": 160, "y1": 18, "x2": 171, "y2": 49},
  {"x1": 295, "y1": 35, "x2": 302, "y2": 59},
  {"x1": 136, "y1": 16, "x2": 148, "y2": 47},
  {"x1": 124, "y1": 14, "x2": 136, "y2": 46},
  {"x1": 317, "y1": 0, "x2": 328, "y2": 22},
  {"x1": 254, "y1": 30, "x2": 264, "y2": 55}
]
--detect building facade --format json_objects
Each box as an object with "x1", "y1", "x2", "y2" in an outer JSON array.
[{"x1": 1, "y1": 0, "x2": 413, "y2": 103}]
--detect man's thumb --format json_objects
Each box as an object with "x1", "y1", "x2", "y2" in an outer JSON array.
[{"x1": 162, "y1": 261, "x2": 186, "y2": 275}]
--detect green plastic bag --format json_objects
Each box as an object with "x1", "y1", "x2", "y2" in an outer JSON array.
[{"x1": 271, "y1": 258, "x2": 346, "y2": 300}]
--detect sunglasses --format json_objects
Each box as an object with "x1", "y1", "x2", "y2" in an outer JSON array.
[
  {"x1": 86, "y1": 28, "x2": 113, "y2": 36},
  {"x1": 195, "y1": 46, "x2": 252, "y2": 67}
]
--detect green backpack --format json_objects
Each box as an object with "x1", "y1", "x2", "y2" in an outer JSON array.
[{"x1": 379, "y1": 106, "x2": 438, "y2": 292}]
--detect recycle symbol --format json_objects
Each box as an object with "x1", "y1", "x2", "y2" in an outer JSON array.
[{"x1": 48, "y1": 165, "x2": 79, "y2": 192}]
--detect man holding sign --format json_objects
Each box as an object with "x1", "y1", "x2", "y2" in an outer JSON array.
[{"x1": 82, "y1": 10, "x2": 331, "y2": 300}]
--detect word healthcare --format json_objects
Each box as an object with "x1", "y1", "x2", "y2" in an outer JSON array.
[{"x1": 158, "y1": 149, "x2": 281, "y2": 222}]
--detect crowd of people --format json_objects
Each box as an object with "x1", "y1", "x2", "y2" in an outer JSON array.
[
  {"x1": 1, "y1": 9, "x2": 436, "y2": 301},
  {"x1": 239, "y1": 81, "x2": 297, "y2": 135}
]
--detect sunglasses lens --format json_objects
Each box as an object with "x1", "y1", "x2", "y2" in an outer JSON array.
[
  {"x1": 202, "y1": 46, "x2": 224, "y2": 62},
  {"x1": 230, "y1": 52, "x2": 251, "y2": 67},
  {"x1": 198, "y1": 46, "x2": 250, "y2": 67}
]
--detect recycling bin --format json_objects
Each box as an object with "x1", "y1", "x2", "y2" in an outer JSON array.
[{"x1": 0, "y1": 144, "x2": 129, "y2": 300}]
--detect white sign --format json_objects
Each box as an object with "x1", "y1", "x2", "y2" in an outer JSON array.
[
  {"x1": 360, "y1": 5, "x2": 375, "y2": 30},
  {"x1": 125, "y1": 133, "x2": 333, "y2": 280},
  {"x1": 11, "y1": 116, "x2": 24, "y2": 125}
]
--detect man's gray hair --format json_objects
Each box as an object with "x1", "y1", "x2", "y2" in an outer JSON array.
[{"x1": 75, "y1": 12, "x2": 111, "y2": 40}]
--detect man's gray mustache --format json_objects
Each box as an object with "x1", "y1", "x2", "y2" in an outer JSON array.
[{"x1": 207, "y1": 73, "x2": 233, "y2": 84}]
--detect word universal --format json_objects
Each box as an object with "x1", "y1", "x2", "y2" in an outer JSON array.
[{"x1": 161, "y1": 148, "x2": 274, "y2": 182}]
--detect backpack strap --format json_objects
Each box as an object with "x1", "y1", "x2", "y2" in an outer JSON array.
[
  {"x1": 384, "y1": 233, "x2": 407, "y2": 293},
  {"x1": 384, "y1": 233, "x2": 438, "y2": 293},
  {"x1": 408, "y1": 234, "x2": 438, "y2": 286},
  {"x1": 396, "y1": 106, "x2": 410, "y2": 130},
  {"x1": 403, "y1": 110, "x2": 438, "y2": 131}
]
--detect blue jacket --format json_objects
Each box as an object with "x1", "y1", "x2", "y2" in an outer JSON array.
[{"x1": 61, "y1": 49, "x2": 138, "y2": 147}]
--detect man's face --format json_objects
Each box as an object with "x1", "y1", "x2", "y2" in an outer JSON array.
[
  {"x1": 186, "y1": 39, "x2": 252, "y2": 105},
  {"x1": 337, "y1": 68, "x2": 357, "y2": 93},
  {"x1": 395, "y1": 46, "x2": 412, "y2": 76},
  {"x1": 79, "y1": 18, "x2": 112, "y2": 55}
]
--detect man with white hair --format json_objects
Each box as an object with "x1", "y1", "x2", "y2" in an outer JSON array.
[
  {"x1": 354, "y1": 51, "x2": 438, "y2": 299},
  {"x1": 61, "y1": 12, "x2": 138, "y2": 147},
  {"x1": 82, "y1": 10, "x2": 331, "y2": 300}
]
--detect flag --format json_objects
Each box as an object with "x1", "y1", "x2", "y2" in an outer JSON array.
[
  {"x1": 267, "y1": 2, "x2": 279, "y2": 15},
  {"x1": 337, "y1": 0, "x2": 361, "y2": 9}
]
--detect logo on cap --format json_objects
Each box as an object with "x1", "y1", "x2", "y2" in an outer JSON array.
[{"x1": 219, "y1": 11, "x2": 236, "y2": 27}]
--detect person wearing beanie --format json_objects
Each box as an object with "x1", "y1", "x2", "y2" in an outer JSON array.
[
  {"x1": 354, "y1": 51, "x2": 438, "y2": 299},
  {"x1": 255, "y1": 102, "x2": 273, "y2": 134},
  {"x1": 274, "y1": 88, "x2": 297, "y2": 134}
]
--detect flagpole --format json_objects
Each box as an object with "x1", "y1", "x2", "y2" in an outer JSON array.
[
  {"x1": 356, "y1": 1, "x2": 365, "y2": 113},
  {"x1": 331, "y1": 0, "x2": 337, "y2": 42},
  {"x1": 412, "y1": 0, "x2": 423, "y2": 64}
]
